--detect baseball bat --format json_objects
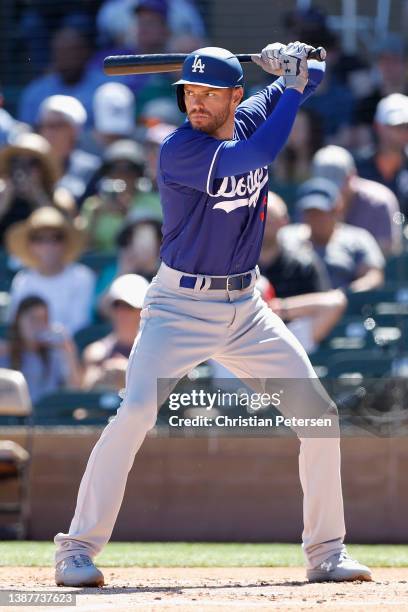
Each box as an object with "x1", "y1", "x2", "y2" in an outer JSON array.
[{"x1": 104, "y1": 47, "x2": 327, "y2": 76}]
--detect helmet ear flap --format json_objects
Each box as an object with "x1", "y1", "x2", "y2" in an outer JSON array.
[{"x1": 176, "y1": 85, "x2": 186, "y2": 113}]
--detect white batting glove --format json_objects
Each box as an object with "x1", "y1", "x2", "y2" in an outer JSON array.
[
  {"x1": 251, "y1": 43, "x2": 286, "y2": 76},
  {"x1": 279, "y1": 41, "x2": 312, "y2": 93}
]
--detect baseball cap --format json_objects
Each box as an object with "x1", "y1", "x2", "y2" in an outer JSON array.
[
  {"x1": 174, "y1": 47, "x2": 244, "y2": 89},
  {"x1": 296, "y1": 178, "x2": 340, "y2": 213},
  {"x1": 312, "y1": 146, "x2": 356, "y2": 188},
  {"x1": 134, "y1": 0, "x2": 168, "y2": 19},
  {"x1": 38, "y1": 95, "x2": 87, "y2": 128},
  {"x1": 103, "y1": 139, "x2": 145, "y2": 169},
  {"x1": 106, "y1": 274, "x2": 149, "y2": 309},
  {"x1": 93, "y1": 83, "x2": 135, "y2": 136},
  {"x1": 174, "y1": 47, "x2": 244, "y2": 112},
  {"x1": 375, "y1": 93, "x2": 408, "y2": 126}
]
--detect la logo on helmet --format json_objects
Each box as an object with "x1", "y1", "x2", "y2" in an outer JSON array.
[{"x1": 191, "y1": 55, "x2": 205, "y2": 73}]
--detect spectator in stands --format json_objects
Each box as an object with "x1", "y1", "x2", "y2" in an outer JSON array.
[
  {"x1": 82, "y1": 274, "x2": 149, "y2": 390},
  {"x1": 6, "y1": 207, "x2": 95, "y2": 334},
  {"x1": 93, "y1": 0, "x2": 171, "y2": 96},
  {"x1": 283, "y1": 6, "x2": 355, "y2": 139},
  {"x1": 144, "y1": 123, "x2": 177, "y2": 187},
  {"x1": 81, "y1": 139, "x2": 159, "y2": 251},
  {"x1": 138, "y1": 97, "x2": 184, "y2": 127},
  {"x1": 281, "y1": 179, "x2": 385, "y2": 292},
  {"x1": 354, "y1": 35, "x2": 407, "y2": 134},
  {"x1": 18, "y1": 26, "x2": 108, "y2": 127},
  {"x1": 0, "y1": 86, "x2": 30, "y2": 147},
  {"x1": 312, "y1": 145, "x2": 402, "y2": 256},
  {"x1": 17, "y1": 4, "x2": 100, "y2": 76},
  {"x1": 80, "y1": 83, "x2": 137, "y2": 157},
  {"x1": 96, "y1": 0, "x2": 205, "y2": 57},
  {"x1": 259, "y1": 192, "x2": 327, "y2": 296},
  {"x1": 0, "y1": 296, "x2": 81, "y2": 403},
  {"x1": 268, "y1": 109, "x2": 323, "y2": 213},
  {"x1": 257, "y1": 276, "x2": 347, "y2": 355},
  {"x1": 0, "y1": 133, "x2": 63, "y2": 242},
  {"x1": 96, "y1": 207, "x2": 162, "y2": 298},
  {"x1": 135, "y1": 32, "x2": 206, "y2": 115},
  {"x1": 356, "y1": 94, "x2": 408, "y2": 216},
  {"x1": 37, "y1": 95, "x2": 101, "y2": 205}
]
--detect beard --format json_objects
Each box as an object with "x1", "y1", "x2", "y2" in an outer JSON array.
[{"x1": 188, "y1": 105, "x2": 231, "y2": 136}]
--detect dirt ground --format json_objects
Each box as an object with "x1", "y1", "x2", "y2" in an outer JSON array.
[{"x1": 0, "y1": 567, "x2": 407, "y2": 611}]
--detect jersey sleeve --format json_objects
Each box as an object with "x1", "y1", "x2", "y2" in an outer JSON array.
[
  {"x1": 159, "y1": 128, "x2": 224, "y2": 193},
  {"x1": 235, "y1": 60, "x2": 325, "y2": 134}
]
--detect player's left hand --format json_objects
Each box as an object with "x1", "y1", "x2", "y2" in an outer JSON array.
[
  {"x1": 251, "y1": 43, "x2": 286, "y2": 76},
  {"x1": 251, "y1": 41, "x2": 315, "y2": 76}
]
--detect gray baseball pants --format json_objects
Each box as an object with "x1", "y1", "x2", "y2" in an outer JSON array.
[{"x1": 55, "y1": 262, "x2": 346, "y2": 569}]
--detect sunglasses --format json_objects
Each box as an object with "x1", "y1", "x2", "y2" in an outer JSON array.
[
  {"x1": 10, "y1": 156, "x2": 42, "y2": 170},
  {"x1": 29, "y1": 233, "x2": 65, "y2": 244},
  {"x1": 111, "y1": 300, "x2": 137, "y2": 310}
]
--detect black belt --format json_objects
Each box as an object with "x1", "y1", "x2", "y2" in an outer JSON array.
[{"x1": 179, "y1": 272, "x2": 253, "y2": 291}]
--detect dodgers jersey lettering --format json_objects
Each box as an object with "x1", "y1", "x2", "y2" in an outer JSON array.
[{"x1": 159, "y1": 65, "x2": 324, "y2": 276}]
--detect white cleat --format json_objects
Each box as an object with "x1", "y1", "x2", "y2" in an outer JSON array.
[
  {"x1": 307, "y1": 549, "x2": 372, "y2": 582},
  {"x1": 55, "y1": 554, "x2": 104, "y2": 587}
]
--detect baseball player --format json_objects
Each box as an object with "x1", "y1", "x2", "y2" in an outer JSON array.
[{"x1": 54, "y1": 44, "x2": 372, "y2": 586}]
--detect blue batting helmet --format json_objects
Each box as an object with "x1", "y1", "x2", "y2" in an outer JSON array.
[{"x1": 174, "y1": 47, "x2": 244, "y2": 112}]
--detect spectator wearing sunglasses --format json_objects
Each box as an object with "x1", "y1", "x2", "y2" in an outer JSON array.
[
  {"x1": 6, "y1": 207, "x2": 95, "y2": 334},
  {"x1": 81, "y1": 139, "x2": 160, "y2": 252},
  {"x1": 37, "y1": 95, "x2": 101, "y2": 205},
  {"x1": 82, "y1": 274, "x2": 149, "y2": 390},
  {"x1": 0, "y1": 132, "x2": 76, "y2": 243}
]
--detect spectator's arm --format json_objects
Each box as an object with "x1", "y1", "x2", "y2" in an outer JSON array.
[
  {"x1": 60, "y1": 336, "x2": 82, "y2": 388},
  {"x1": 270, "y1": 289, "x2": 347, "y2": 343},
  {"x1": 350, "y1": 229, "x2": 385, "y2": 292},
  {"x1": 0, "y1": 179, "x2": 14, "y2": 222},
  {"x1": 348, "y1": 267, "x2": 384, "y2": 292}
]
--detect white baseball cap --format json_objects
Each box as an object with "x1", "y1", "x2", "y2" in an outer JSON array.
[
  {"x1": 38, "y1": 95, "x2": 87, "y2": 128},
  {"x1": 106, "y1": 274, "x2": 149, "y2": 309},
  {"x1": 375, "y1": 93, "x2": 408, "y2": 126},
  {"x1": 93, "y1": 83, "x2": 135, "y2": 136},
  {"x1": 312, "y1": 145, "x2": 356, "y2": 188}
]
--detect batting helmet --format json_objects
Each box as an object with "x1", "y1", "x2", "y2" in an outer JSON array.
[{"x1": 173, "y1": 47, "x2": 244, "y2": 112}]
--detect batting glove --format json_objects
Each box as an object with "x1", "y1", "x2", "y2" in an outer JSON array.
[
  {"x1": 279, "y1": 41, "x2": 312, "y2": 93},
  {"x1": 251, "y1": 43, "x2": 286, "y2": 76}
]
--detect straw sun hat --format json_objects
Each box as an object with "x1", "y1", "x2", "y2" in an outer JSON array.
[
  {"x1": 5, "y1": 207, "x2": 87, "y2": 268},
  {"x1": 0, "y1": 133, "x2": 60, "y2": 194}
]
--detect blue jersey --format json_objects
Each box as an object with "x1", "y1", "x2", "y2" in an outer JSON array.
[{"x1": 158, "y1": 64, "x2": 324, "y2": 276}]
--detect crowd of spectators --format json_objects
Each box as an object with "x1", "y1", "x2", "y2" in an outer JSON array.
[{"x1": 0, "y1": 2, "x2": 407, "y2": 403}]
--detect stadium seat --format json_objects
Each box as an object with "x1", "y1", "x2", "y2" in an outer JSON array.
[
  {"x1": 321, "y1": 314, "x2": 404, "y2": 351},
  {"x1": 0, "y1": 369, "x2": 33, "y2": 539},
  {"x1": 385, "y1": 252, "x2": 408, "y2": 283},
  {"x1": 345, "y1": 285, "x2": 408, "y2": 316},
  {"x1": 34, "y1": 390, "x2": 121, "y2": 426},
  {"x1": 326, "y1": 350, "x2": 394, "y2": 378}
]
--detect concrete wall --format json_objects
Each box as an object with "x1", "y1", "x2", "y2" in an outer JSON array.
[{"x1": 1, "y1": 427, "x2": 407, "y2": 542}]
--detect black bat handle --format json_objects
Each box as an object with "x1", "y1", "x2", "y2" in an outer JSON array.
[{"x1": 238, "y1": 46, "x2": 327, "y2": 63}]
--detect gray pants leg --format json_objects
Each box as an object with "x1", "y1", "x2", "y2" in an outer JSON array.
[{"x1": 55, "y1": 264, "x2": 345, "y2": 569}]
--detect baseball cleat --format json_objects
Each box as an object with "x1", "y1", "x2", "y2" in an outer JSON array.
[
  {"x1": 55, "y1": 554, "x2": 104, "y2": 587},
  {"x1": 307, "y1": 549, "x2": 372, "y2": 582}
]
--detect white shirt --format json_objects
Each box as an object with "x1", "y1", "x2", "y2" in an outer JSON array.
[{"x1": 10, "y1": 263, "x2": 95, "y2": 334}]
